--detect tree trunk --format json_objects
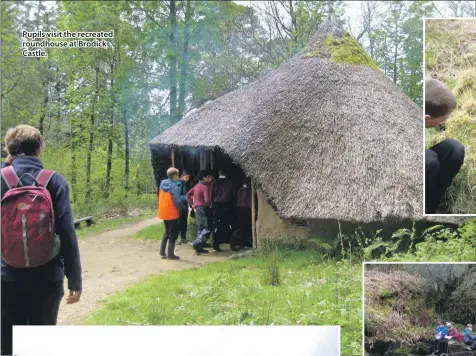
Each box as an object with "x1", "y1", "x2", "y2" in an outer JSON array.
[
  {"x1": 37, "y1": 1, "x2": 48, "y2": 136},
  {"x1": 178, "y1": 0, "x2": 191, "y2": 120},
  {"x1": 123, "y1": 104, "x2": 130, "y2": 190},
  {"x1": 289, "y1": 0, "x2": 297, "y2": 43},
  {"x1": 67, "y1": 73, "x2": 77, "y2": 203},
  {"x1": 85, "y1": 62, "x2": 100, "y2": 202},
  {"x1": 135, "y1": 165, "x2": 140, "y2": 195},
  {"x1": 392, "y1": 6, "x2": 400, "y2": 84},
  {"x1": 70, "y1": 124, "x2": 77, "y2": 203},
  {"x1": 38, "y1": 94, "x2": 48, "y2": 135},
  {"x1": 169, "y1": 0, "x2": 178, "y2": 125},
  {"x1": 105, "y1": 64, "x2": 115, "y2": 199}
]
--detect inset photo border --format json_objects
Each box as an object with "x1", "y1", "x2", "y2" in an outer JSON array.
[
  {"x1": 363, "y1": 262, "x2": 476, "y2": 356},
  {"x1": 423, "y1": 18, "x2": 476, "y2": 217}
]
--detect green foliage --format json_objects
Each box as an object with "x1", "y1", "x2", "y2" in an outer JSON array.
[
  {"x1": 85, "y1": 250, "x2": 362, "y2": 355},
  {"x1": 370, "y1": 1, "x2": 433, "y2": 105},
  {"x1": 379, "y1": 288, "x2": 393, "y2": 299},
  {"x1": 308, "y1": 220, "x2": 475, "y2": 262},
  {"x1": 376, "y1": 221, "x2": 476, "y2": 262},
  {"x1": 322, "y1": 33, "x2": 380, "y2": 71}
]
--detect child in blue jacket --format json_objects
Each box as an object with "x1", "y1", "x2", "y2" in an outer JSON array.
[{"x1": 464, "y1": 324, "x2": 476, "y2": 351}]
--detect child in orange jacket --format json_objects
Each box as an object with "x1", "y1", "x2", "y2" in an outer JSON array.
[{"x1": 158, "y1": 167, "x2": 182, "y2": 259}]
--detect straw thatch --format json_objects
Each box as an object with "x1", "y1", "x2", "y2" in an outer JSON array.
[{"x1": 150, "y1": 17, "x2": 424, "y2": 223}]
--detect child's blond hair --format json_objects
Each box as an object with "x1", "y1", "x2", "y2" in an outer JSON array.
[
  {"x1": 166, "y1": 167, "x2": 179, "y2": 179},
  {"x1": 5, "y1": 125, "x2": 44, "y2": 156}
]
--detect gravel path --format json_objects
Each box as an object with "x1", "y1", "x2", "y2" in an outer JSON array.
[{"x1": 58, "y1": 218, "x2": 232, "y2": 325}]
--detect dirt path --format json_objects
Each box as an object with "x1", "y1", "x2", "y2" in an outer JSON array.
[{"x1": 58, "y1": 218, "x2": 233, "y2": 325}]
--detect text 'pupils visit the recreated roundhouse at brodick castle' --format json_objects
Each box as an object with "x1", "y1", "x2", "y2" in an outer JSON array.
[{"x1": 150, "y1": 16, "x2": 462, "y2": 245}]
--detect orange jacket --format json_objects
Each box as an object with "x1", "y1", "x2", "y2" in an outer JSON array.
[
  {"x1": 158, "y1": 179, "x2": 180, "y2": 220},
  {"x1": 158, "y1": 190, "x2": 179, "y2": 220}
]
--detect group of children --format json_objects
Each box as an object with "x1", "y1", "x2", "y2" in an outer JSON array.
[
  {"x1": 432, "y1": 321, "x2": 476, "y2": 354},
  {"x1": 157, "y1": 167, "x2": 253, "y2": 259}
]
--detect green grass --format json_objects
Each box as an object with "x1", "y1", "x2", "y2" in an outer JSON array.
[
  {"x1": 84, "y1": 250, "x2": 362, "y2": 355},
  {"x1": 132, "y1": 217, "x2": 198, "y2": 241},
  {"x1": 75, "y1": 212, "x2": 156, "y2": 238},
  {"x1": 133, "y1": 223, "x2": 165, "y2": 240}
]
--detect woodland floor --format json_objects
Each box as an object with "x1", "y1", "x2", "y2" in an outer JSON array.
[{"x1": 58, "y1": 218, "x2": 233, "y2": 325}]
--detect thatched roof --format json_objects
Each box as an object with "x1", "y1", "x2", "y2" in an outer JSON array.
[{"x1": 150, "y1": 17, "x2": 424, "y2": 223}]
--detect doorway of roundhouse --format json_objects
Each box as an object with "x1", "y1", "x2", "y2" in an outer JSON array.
[{"x1": 163, "y1": 146, "x2": 258, "y2": 249}]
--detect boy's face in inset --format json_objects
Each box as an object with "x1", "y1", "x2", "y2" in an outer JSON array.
[
  {"x1": 425, "y1": 112, "x2": 450, "y2": 128},
  {"x1": 182, "y1": 174, "x2": 191, "y2": 182},
  {"x1": 172, "y1": 173, "x2": 179, "y2": 181}
]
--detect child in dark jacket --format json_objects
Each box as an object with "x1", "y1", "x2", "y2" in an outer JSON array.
[
  {"x1": 176, "y1": 171, "x2": 191, "y2": 245},
  {"x1": 209, "y1": 168, "x2": 235, "y2": 252},
  {"x1": 230, "y1": 178, "x2": 252, "y2": 251},
  {"x1": 186, "y1": 170, "x2": 213, "y2": 254},
  {"x1": 425, "y1": 79, "x2": 465, "y2": 213},
  {"x1": 158, "y1": 167, "x2": 182, "y2": 260}
]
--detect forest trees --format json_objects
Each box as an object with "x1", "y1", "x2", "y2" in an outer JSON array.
[{"x1": 0, "y1": 1, "x2": 466, "y2": 216}]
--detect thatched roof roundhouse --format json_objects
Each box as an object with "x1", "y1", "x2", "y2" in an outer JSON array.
[{"x1": 150, "y1": 17, "x2": 423, "y2": 228}]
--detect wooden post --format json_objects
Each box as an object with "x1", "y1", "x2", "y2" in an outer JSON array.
[
  {"x1": 171, "y1": 148, "x2": 175, "y2": 167},
  {"x1": 251, "y1": 178, "x2": 257, "y2": 248},
  {"x1": 200, "y1": 148, "x2": 206, "y2": 170},
  {"x1": 180, "y1": 148, "x2": 184, "y2": 170}
]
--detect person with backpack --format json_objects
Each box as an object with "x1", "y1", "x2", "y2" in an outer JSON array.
[{"x1": 1, "y1": 125, "x2": 82, "y2": 356}]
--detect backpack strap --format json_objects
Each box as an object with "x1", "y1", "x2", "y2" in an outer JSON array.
[
  {"x1": 1, "y1": 166, "x2": 22, "y2": 189},
  {"x1": 36, "y1": 169, "x2": 56, "y2": 187}
]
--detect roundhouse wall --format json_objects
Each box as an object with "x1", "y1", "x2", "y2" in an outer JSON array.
[
  {"x1": 256, "y1": 189, "x2": 311, "y2": 246},
  {"x1": 255, "y1": 189, "x2": 451, "y2": 245}
]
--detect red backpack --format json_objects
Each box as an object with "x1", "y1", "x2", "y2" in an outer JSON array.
[{"x1": 1, "y1": 166, "x2": 60, "y2": 268}]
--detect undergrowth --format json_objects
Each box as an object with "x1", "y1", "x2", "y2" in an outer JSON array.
[
  {"x1": 365, "y1": 270, "x2": 433, "y2": 345},
  {"x1": 84, "y1": 250, "x2": 362, "y2": 355},
  {"x1": 309, "y1": 220, "x2": 475, "y2": 262}
]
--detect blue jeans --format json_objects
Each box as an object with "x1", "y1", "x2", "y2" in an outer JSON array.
[{"x1": 192, "y1": 206, "x2": 211, "y2": 249}]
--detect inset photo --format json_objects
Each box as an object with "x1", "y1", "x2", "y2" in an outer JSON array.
[
  {"x1": 425, "y1": 19, "x2": 476, "y2": 215},
  {"x1": 364, "y1": 263, "x2": 476, "y2": 356}
]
